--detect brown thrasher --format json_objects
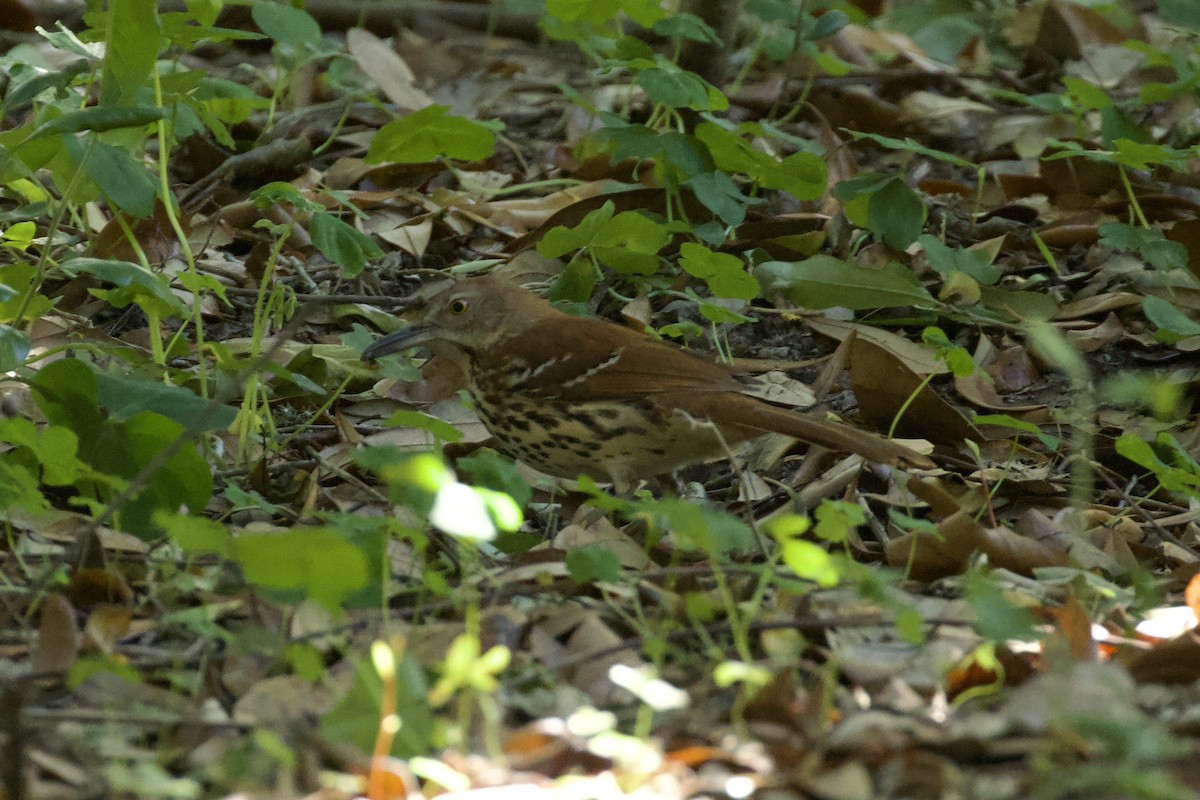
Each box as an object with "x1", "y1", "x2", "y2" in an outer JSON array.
[{"x1": 362, "y1": 275, "x2": 932, "y2": 486}]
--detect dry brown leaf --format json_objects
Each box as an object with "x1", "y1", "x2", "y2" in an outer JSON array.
[
  {"x1": 1055, "y1": 292, "x2": 1142, "y2": 320},
  {"x1": 1032, "y1": 0, "x2": 1128, "y2": 62},
  {"x1": 807, "y1": 318, "x2": 948, "y2": 375},
  {"x1": 82, "y1": 606, "x2": 133, "y2": 656},
  {"x1": 849, "y1": 337, "x2": 981, "y2": 445},
  {"x1": 67, "y1": 568, "x2": 134, "y2": 609},
  {"x1": 1048, "y1": 593, "x2": 1096, "y2": 662},
  {"x1": 1185, "y1": 573, "x2": 1200, "y2": 624},
  {"x1": 30, "y1": 593, "x2": 79, "y2": 675},
  {"x1": 886, "y1": 494, "x2": 1070, "y2": 581},
  {"x1": 1126, "y1": 630, "x2": 1200, "y2": 684},
  {"x1": 346, "y1": 28, "x2": 433, "y2": 111},
  {"x1": 954, "y1": 371, "x2": 1046, "y2": 412}
]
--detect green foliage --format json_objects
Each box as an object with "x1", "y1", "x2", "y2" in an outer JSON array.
[
  {"x1": 678, "y1": 243, "x2": 760, "y2": 299},
  {"x1": 60, "y1": 257, "x2": 185, "y2": 318},
  {"x1": 768, "y1": 513, "x2": 840, "y2": 588},
  {"x1": 25, "y1": 359, "x2": 219, "y2": 537},
  {"x1": 367, "y1": 105, "x2": 497, "y2": 164},
  {"x1": 918, "y1": 234, "x2": 1002, "y2": 285},
  {"x1": 251, "y1": 1, "x2": 322, "y2": 47},
  {"x1": 355, "y1": 448, "x2": 522, "y2": 542},
  {"x1": 538, "y1": 200, "x2": 670, "y2": 276},
  {"x1": 813, "y1": 500, "x2": 865, "y2": 544},
  {"x1": 964, "y1": 568, "x2": 1038, "y2": 643},
  {"x1": 249, "y1": 182, "x2": 385, "y2": 278},
  {"x1": 566, "y1": 544, "x2": 623, "y2": 584},
  {"x1": 756, "y1": 255, "x2": 935, "y2": 309},
  {"x1": 321, "y1": 650, "x2": 434, "y2": 757},
  {"x1": 1143, "y1": 295, "x2": 1200, "y2": 340},
  {"x1": 158, "y1": 513, "x2": 371, "y2": 610},
  {"x1": 308, "y1": 210, "x2": 385, "y2": 279},
  {"x1": 922, "y1": 327, "x2": 975, "y2": 378},
  {"x1": 429, "y1": 633, "x2": 511, "y2": 709},
  {"x1": 1100, "y1": 223, "x2": 1187, "y2": 271},
  {"x1": 1117, "y1": 432, "x2": 1200, "y2": 496},
  {"x1": 696, "y1": 122, "x2": 827, "y2": 200},
  {"x1": 637, "y1": 496, "x2": 756, "y2": 554},
  {"x1": 835, "y1": 173, "x2": 928, "y2": 251}
]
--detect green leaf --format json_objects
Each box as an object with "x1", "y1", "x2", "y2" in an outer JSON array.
[
  {"x1": 599, "y1": 211, "x2": 670, "y2": 253},
  {"x1": 233, "y1": 527, "x2": 371, "y2": 609},
  {"x1": 2, "y1": 221, "x2": 37, "y2": 251},
  {"x1": 698, "y1": 302, "x2": 754, "y2": 324},
  {"x1": 695, "y1": 123, "x2": 827, "y2": 200},
  {"x1": 160, "y1": 16, "x2": 265, "y2": 47},
  {"x1": 762, "y1": 151, "x2": 827, "y2": 201},
  {"x1": 1, "y1": 59, "x2": 90, "y2": 115},
  {"x1": 101, "y1": 0, "x2": 160, "y2": 106},
  {"x1": 895, "y1": 607, "x2": 926, "y2": 644},
  {"x1": 94, "y1": 370, "x2": 237, "y2": 430},
  {"x1": 538, "y1": 201, "x2": 615, "y2": 257},
  {"x1": 0, "y1": 456, "x2": 50, "y2": 514},
  {"x1": 156, "y1": 512, "x2": 232, "y2": 554},
  {"x1": 755, "y1": 256, "x2": 936, "y2": 310},
  {"x1": 59, "y1": 257, "x2": 185, "y2": 316},
  {"x1": 639, "y1": 497, "x2": 754, "y2": 554},
  {"x1": 0, "y1": 418, "x2": 85, "y2": 486},
  {"x1": 25, "y1": 106, "x2": 164, "y2": 142},
  {"x1": 31, "y1": 359, "x2": 104, "y2": 448},
  {"x1": 105, "y1": 411, "x2": 213, "y2": 537},
  {"x1": 746, "y1": 0, "x2": 801, "y2": 24},
  {"x1": 1061, "y1": 77, "x2": 1112, "y2": 111},
  {"x1": 618, "y1": 0, "x2": 666, "y2": 27},
  {"x1": 309, "y1": 212, "x2": 383, "y2": 278},
  {"x1": 844, "y1": 130, "x2": 976, "y2": 170},
  {"x1": 965, "y1": 571, "x2": 1037, "y2": 642},
  {"x1": 545, "y1": 0, "x2": 622, "y2": 24},
  {"x1": 1143, "y1": 295, "x2": 1200, "y2": 337},
  {"x1": 1116, "y1": 433, "x2": 1200, "y2": 494},
  {"x1": 321, "y1": 653, "x2": 433, "y2": 757},
  {"x1": 869, "y1": 178, "x2": 926, "y2": 251},
  {"x1": 918, "y1": 234, "x2": 1002, "y2": 285},
  {"x1": 457, "y1": 451, "x2": 532, "y2": 508},
  {"x1": 813, "y1": 499, "x2": 864, "y2": 543},
  {"x1": 382, "y1": 409, "x2": 463, "y2": 443},
  {"x1": 566, "y1": 545, "x2": 623, "y2": 584},
  {"x1": 569, "y1": 210, "x2": 670, "y2": 275},
  {"x1": 366, "y1": 105, "x2": 496, "y2": 164},
  {"x1": 636, "y1": 66, "x2": 726, "y2": 111},
  {"x1": 1160, "y1": 0, "x2": 1200, "y2": 29},
  {"x1": 67, "y1": 138, "x2": 160, "y2": 218},
  {"x1": 653, "y1": 11, "x2": 718, "y2": 42},
  {"x1": 679, "y1": 242, "x2": 759, "y2": 299},
  {"x1": 686, "y1": 171, "x2": 747, "y2": 226},
  {"x1": 602, "y1": 125, "x2": 715, "y2": 177},
  {"x1": 0, "y1": 324, "x2": 29, "y2": 371},
  {"x1": 781, "y1": 540, "x2": 839, "y2": 587},
  {"x1": 977, "y1": 286, "x2": 1059, "y2": 322},
  {"x1": 250, "y1": 180, "x2": 321, "y2": 212},
  {"x1": 694, "y1": 122, "x2": 764, "y2": 175},
  {"x1": 1099, "y1": 222, "x2": 1186, "y2": 271},
  {"x1": 251, "y1": 1, "x2": 322, "y2": 46}
]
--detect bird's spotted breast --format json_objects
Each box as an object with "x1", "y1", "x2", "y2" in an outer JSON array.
[{"x1": 466, "y1": 378, "x2": 727, "y2": 480}]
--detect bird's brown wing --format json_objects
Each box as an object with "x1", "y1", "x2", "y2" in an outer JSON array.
[
  {"x1": 495, "y1": 314, "x2": 745, "y2": 401},
  {"x1": 671, "y1": 391, "x2": 934, "y2": 468},
  {"x1": 495, "y1": 312, "x2": 932, "y2": 468}
]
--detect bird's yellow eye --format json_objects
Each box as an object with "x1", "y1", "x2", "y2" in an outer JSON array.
[{"x1": 449, "y1": 298, "x2": 469, "y2": 315}]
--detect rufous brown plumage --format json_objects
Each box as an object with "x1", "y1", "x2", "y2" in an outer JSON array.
[{"x1": 363, "y1": 275, "x2": 932, "y2": 487}]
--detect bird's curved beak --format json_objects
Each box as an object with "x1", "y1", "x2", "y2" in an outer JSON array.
[{"x1": 361, "y1": 323, "x2": 435, "y2": 361}]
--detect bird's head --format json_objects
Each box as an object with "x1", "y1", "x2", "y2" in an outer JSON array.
[{"x1": 361, "y1": 275, "x2": 549, "y2": 363}]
